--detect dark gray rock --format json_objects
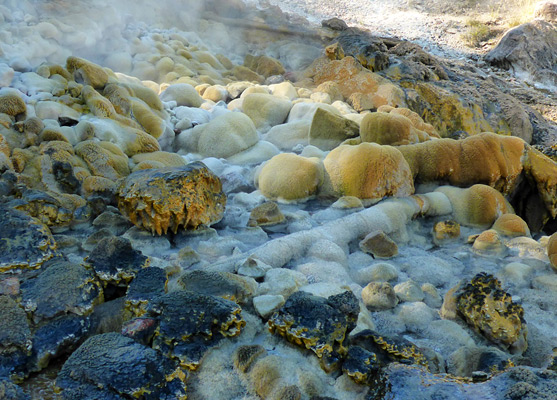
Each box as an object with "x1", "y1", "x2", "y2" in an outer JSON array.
[
  {"x1": 0, "y1": 378, "x2": 30, "y2": 400},
  {"x1": 148, "y1": 290, "x2": 245, "y2": 370},
  {"x1": 0, "y1": 206, "x2": 57, "y2": 273},
  {"x1": 20, "y1": 259, "x2": 102, "y2": 322},
  {"x1": 86, "y1": 236, "x2": 148, "y2": 285},
  {"x1": 56, "y1": 332, "x2": 187, "y2": 400},
  {"x1": 125, "y1": 267, "x2": 167, "y2": 316},
  {"x1": 485, "y1": 20, "x2": 557, "y2": 90}
]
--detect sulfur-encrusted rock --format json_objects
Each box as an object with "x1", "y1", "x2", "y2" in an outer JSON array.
[
  {"x1": 177, "y1": 270, "x2": 257, "y2": 305},
  {"x1": 268, "y1": 290, "x2": 359, "y2": 371},
  {"x1": 432, "y1": 220, "x2": 461, "y2": 245},
  {"x1": 116, "y1": 162, "x2": 226, "y2": 235},
  {"x1": 323, "y1": 143, "x2": 414, "y2": 201},
  {"x1": 0, "y1": 206, "x2": 57, "y2": 273},
  {"x1": 350, "y1": 329, "x2": 429, "y2": 368},
  {"x1": 20, "y1": 259, "x2": 102, "y2": 323},
  {"x1": 455, "y1": 273, "x2": 527, "y2": 354},
  {"x1": 248, "y1": 201, "x2": 285, "y2": 227},
  {"x1": 492, "y1": 214, "x2": 530, "y2": 238},
  {"x1": 56, "y1": 333, "x2": 187, "y2": 400},
  {"x1": 75, "y1": 140, "x2": 129, "y2": 181},
  {"x1": 148, "y1": 290, "x2": 245, "y2": 370},
  {"x1": 342, "y1": 345, "x2": 383, "y2": 385},
  {"x1": 86, "y1": 236, "x2": 149, "y2": 286},
  {"x1": 125, "y1": 267, "x2": 167, "y2": 317}
]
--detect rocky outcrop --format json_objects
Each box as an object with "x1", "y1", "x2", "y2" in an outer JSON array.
[{"x1": 486, "y1": 20, "x2": 557, "y2": 90}]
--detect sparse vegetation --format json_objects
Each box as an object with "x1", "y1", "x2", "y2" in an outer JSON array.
[{"x1": 462, "y1": 19, "x2": 493, "y2": 47}]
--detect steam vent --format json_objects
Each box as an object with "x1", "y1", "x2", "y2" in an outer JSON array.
[{"x1": 1, "y1": 0, "x2": 557, "y2": 398}]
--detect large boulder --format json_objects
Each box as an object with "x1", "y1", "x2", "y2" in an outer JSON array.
[
  {"x1": 242, "y1": 93, "x2": 292, "y2": 133},
  {"x1": 485, "y1": 19, "x2": 557, "y2": 89},
  {"x1": 360, "y1": 112, "x2": 423, "y2": 146},
  {"x1": 308, "y1": 107, "x2": 359, "y2": 150},
  {"x1": 323, "y1": 143, "x2": 414, "y2": 201},
  {"x1": 117, "y1": 163, "x2": 226, "y2": 235}
]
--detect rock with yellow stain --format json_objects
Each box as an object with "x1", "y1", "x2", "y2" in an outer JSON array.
[
  {"x1": 149, "y1": 290, "x2": 245, "y2": 370},
  {"x1": 125, "y1": 266, "x2": 168, "y2": 318},
  {"x1": 0, "y1": 205, "x2": 57, "y2": 273},
  {"x1": 491, "y1": 214, "x2": 531, "y2": 238},
  {"x1": 433, "y1": 220, "x2": 461, "y2": 245},
  {"x1": 256, "y1": 153, "x2": 324, "y2": 202},
  {"x1": 455, "y1": 273, "x2": 527, "y2": 354},
  {"x1": 130, "y1": 99, "x2": 165, "y2": 139},
  {"x1": 323, "y1": 143, "x2": 414, "y2": 201},
  {"x1": 523, "y1": 145, "x2": 557, "y2": 222},
  {"x1": 435, "y1": 184, "x2": 513, "y2": 229},
  {"x1": 75, "y1": 140, "x2": 129, "y2": 181},
  {"x1": 102, "y1": 83, "x2": 132, "y2": 117},
  {"x1": 472, "y1": 229, "x2": 506, "y2": 256},
  {"x1": 0, "y1": 91, "x2": 26, "y2": 120},
  {"x1": 66, "y1": 56, "x2": 109, "y2": 89},
  {"x1": 244, "y1": 54, "x2": 285, "y2": 78},
  {"x1": 268, "y1": 290, "x2": 359, "y2": 372},
  {"x1": 360, "y1": 112, "x2": 425, "y2": 146},
  {"x1": 116, "y1": 162, "x2": 226, "y2": 235},
  {"x1": 0, "y1": 133, "x2": 13, "y2": 171},
  {"x1": 548, "y1": 232, "x2": 557, "y2": 272},
  {"x1": 242, "y1": 93, "x2": 292, "y2": 132},
  {"x1": 399, "y1": 133, "x2": 525, "y2": 195},
  {"x1": 378, "y1": 105, "x2": 438, "y2": 138},
  {"x1": 55, "y1": 333, "x2": 187, "y2": 400},
  {"x1": 131, "y1": 151, "x2": 187, "y2": 169}
]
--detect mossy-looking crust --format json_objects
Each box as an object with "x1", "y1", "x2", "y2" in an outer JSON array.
[
  {"x1": 0, "y1": 206, "x2": 57, "y2": 272},
  {"x1": 117, "y1": 162, "x2": 226, "y2": 235},
  {"x1": 268, "y1": 291, "x2": 359, "y2": 371},
  {"x1": 148, "y1": 290, "x2": 245, "y2": 370},
  {"x1": 55, "y1": 332, "x2": 187, "y2": 400}
]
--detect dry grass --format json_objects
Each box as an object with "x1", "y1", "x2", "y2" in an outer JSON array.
[{"x1": 461, "y1": 19, "x2": 493, "y2": 47}]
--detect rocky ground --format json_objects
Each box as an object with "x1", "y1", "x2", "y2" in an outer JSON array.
[{"x1": 0, "y1": 0, "x2": 557, "y2": 399}]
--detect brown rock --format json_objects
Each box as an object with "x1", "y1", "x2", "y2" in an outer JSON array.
[
  {"x1": 117, "y1": 162, "x2": 226, "y2": 235},
  {"x1": 548, "y1": 232, "x2": 557, "y2": 272},
  {"x1": 491, "y1": 214, "x2": 530, "y2": 238},
  {"x1": 359, "y1": 230, "x2": 398, "y2": 258},
  {"x1": 433, "y1": 220, "x2": 460, "y2": 245},
  {"x1": 248, "y1": 202, "x2": 285, "y2": 227}
]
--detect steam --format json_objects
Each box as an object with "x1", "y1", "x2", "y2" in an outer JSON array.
[{"x1": 0, "y1": 0, "x2": 245, "y2": 75}]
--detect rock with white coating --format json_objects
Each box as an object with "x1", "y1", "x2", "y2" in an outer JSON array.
[{"x1": 253, "y1": 295, "x2": 285, "y2": 319}]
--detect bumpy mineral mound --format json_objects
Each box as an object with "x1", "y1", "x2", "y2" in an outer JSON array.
[{"x1": 116, "y1": 162, "x2": 226, "y2": 235}]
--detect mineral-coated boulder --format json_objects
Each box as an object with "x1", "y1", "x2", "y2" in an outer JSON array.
[
  {"x1": 0, "y1": 206, "x2": 57, "y2": 273},
  {"x1": 20, "y1": 259, "x2": 102, "y2": 322},
  {"x1": 66, "y1": 56, "x2": 109, "y2": 89},
  {"x1": 56, "y1": 333, "x2": 187, "y2": 400},
  {"x1": 148, "y1": 290, "x2": 245, "y2": 370},
  {"x1": 116, "y1": 162, "x2": 226, "y2": 235},
  {"x1": 548, "y1": 232, "x2": 557, "y2": 272},
  {"x1": 308, "y1": 107, "x2": 359, "y2": 150},
  {"x1": 268, "y1": 290, "x2": 359, "y2": 371},
  {"x1": 177, "y1": 270, "x2": 257, "y2": 305},
  {"x1": 455, "y1": 273, "x2": 527, "y2": 354},
  {"x1": 86, "y1": 236, "x2": 149, "y2": 286},
  {"x1": 125, "y1": 267, "x2": 167, "y2": 317}
]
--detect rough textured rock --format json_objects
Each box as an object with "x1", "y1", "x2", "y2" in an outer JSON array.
[
  {"x1": 491, "y1": 214, "x2": 530, "y2": 238},
  {"x1": 485, "y1": 20, "x2": 557, "y2": 89},
  {"x1": 20, "y1": 259, "x2": 102, "y2": 322},
  {"x1": 342, "y1": 345, "x2": 383, "y2": 385},
  {"x1": 323, "y1": 143, "x2": 414, "y2": 201},
  {"x1": 361, "y1": 282, "x2": 399, "y2": 311},
  {"x1": 432, "y1": 220, "x2": 460, "y2": 245},
  {"x1": 125, "y1": 267, "x2": 167, "y2": 317},
  {"x1": 177, "y1": 270, "x2": 257, "y2": 304},
  {"x1": 148, "y1": 290, "x2": 245, "y2": 370},
  {"x1": 455, "y1": 273, "x2": 528, "y2": 354},
  {"x1": 534, "y1": 1, "x2": 557, "y2": 23},
  {"x1": 0, "y1": 92, "x2": 26, "y2": 120},
  {"x1": 117, "y1": 163, "x2": 226, "y2": 235},
  {"x1": 268, "y1": 290, "x2": 359, "y2": 371},
  {"x1": 86, "y1": 236, "x2": 149, "y2": 286},
  {"x1": 0, "y1": 377, "x2": 30, "y2": 399},
  {"x1": 0, "y1": 206, "x2": 57, "y2": 273},
  {"x1": 472, "y1": 229, "x2": 506, "y2": 256},
  {"x1": 256, "y1": 153, "x2": 323, "y2": 202},
  {"x1": 242, "y1": 93, "x2": 292, "y2": 132},
  {"x1": 56, "y1": 333, "x2": 187, "y2": 400}
]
